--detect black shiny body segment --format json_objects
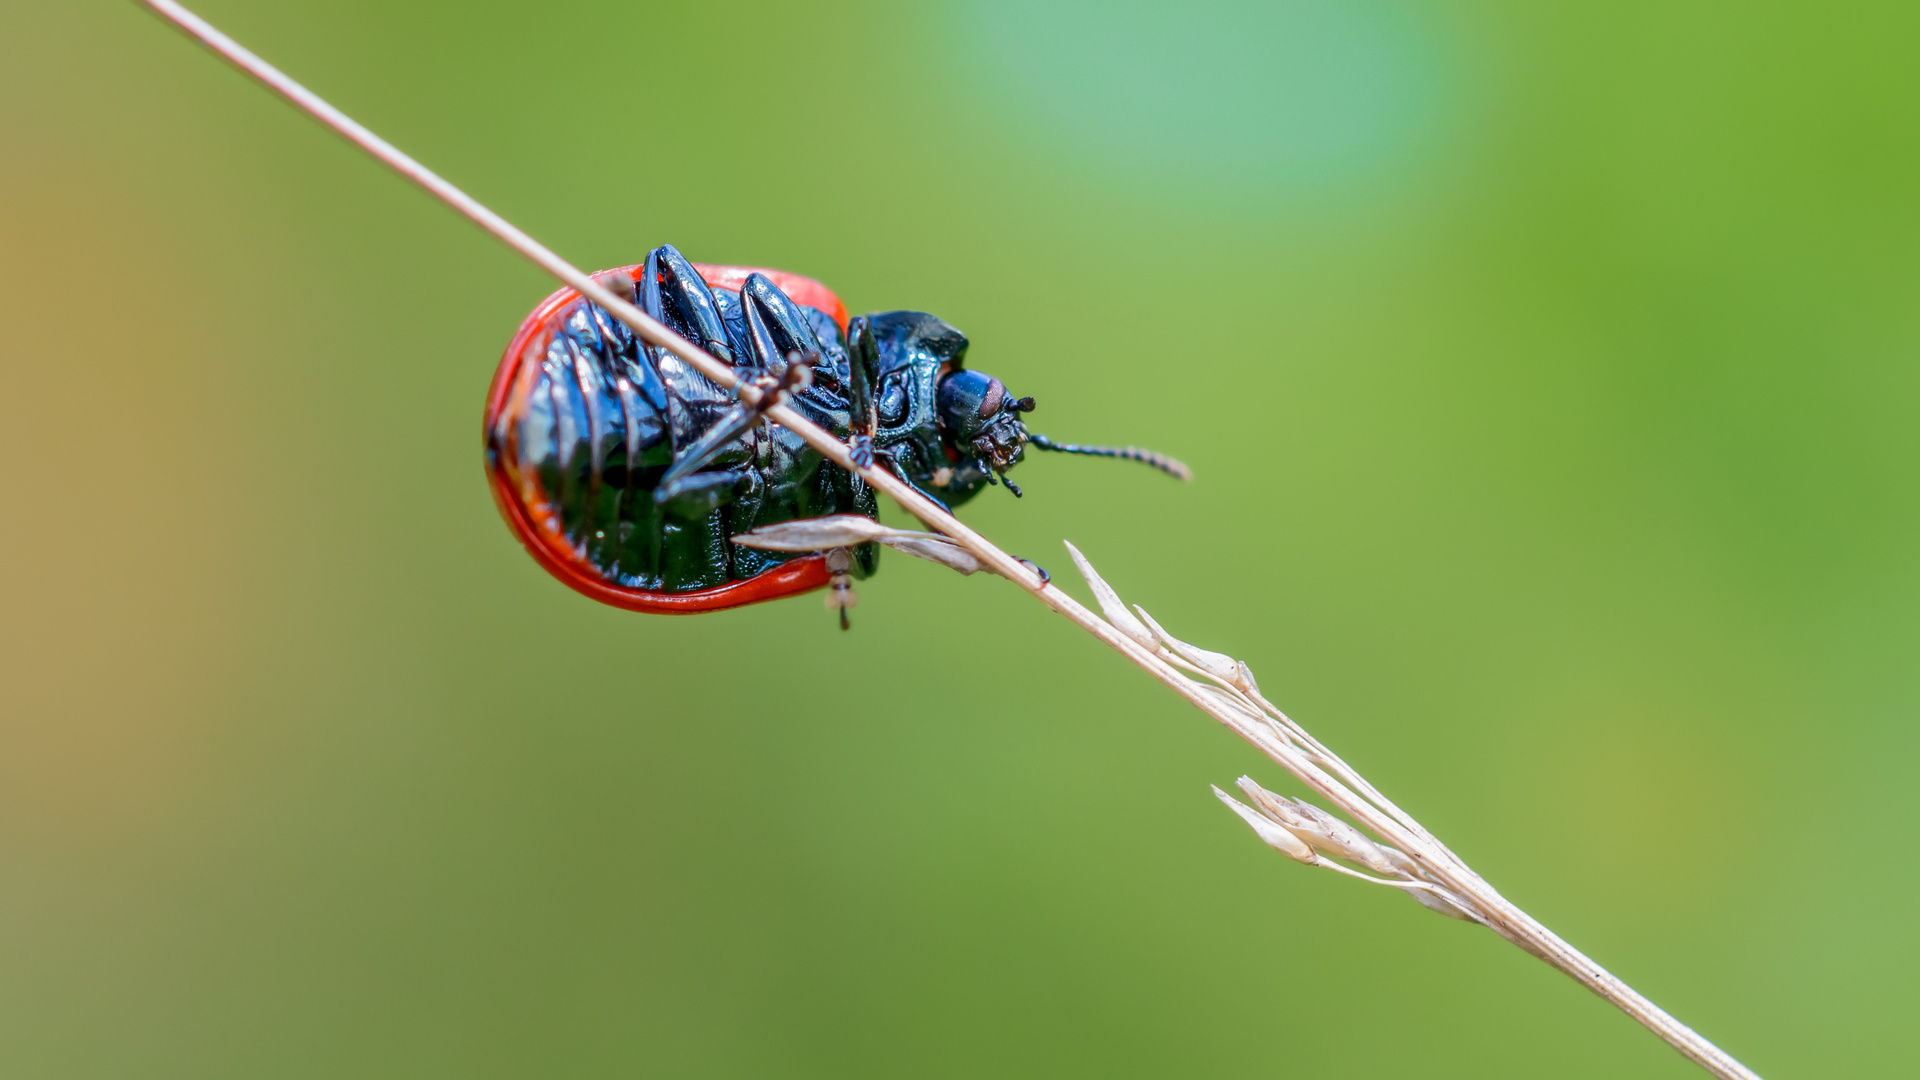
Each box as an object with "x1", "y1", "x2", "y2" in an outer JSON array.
[
  {"x1": 863, "y1": 311, "x2": 996, "y2": 504},
  {"x1": 488, "y1": 244, "x2": 1017, "y2": 596},
  {"x1": 489, "y1": 264, "x2": 876, "y2": 593}
]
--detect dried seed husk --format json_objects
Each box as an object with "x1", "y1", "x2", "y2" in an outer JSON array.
[
  {"x1": 1284, "y1": 799, "x2": 1400, "y2": 876},
  {"x1": 1405, "y1": 885, "x2": 1480, "y2": 922},
  {"x1": 734, "y1": 517, "x2": 998, "y2": 577},
  {"x1": 1064, "y1": 541, "x2": 1156, "y2": 649},
  {"x1": 1132, "y1": 606, "x2": 1242, "y2": 685},
  {"x1": 1194, "y1": 685, "x2": 1265, "y2": 727},
  {"x1": 1235, "y1": 776, "x2": 1313, "y2": 829},
  {"x1": 1233, "y1": 777, "x2": 1400, "y2": 877},
  {"x1": 732, "y1": 514, "x2": 891, "y2": 550},
  {"x1": 1378, "y1": 845, "x2": 1437, "y2": 883},
  {"x1": 1212, "y1": 785, "x2": 1315, "y2": 863},
  {"x1": 877, "y1": 534, "x2": 990, "y2": 575}
]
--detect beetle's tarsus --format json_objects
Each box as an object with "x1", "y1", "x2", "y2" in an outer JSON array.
[
  {"x1": 824, "y1": 547, "x2": 859, "y2": 629},
  {"x1": 845, "y1": 317, "x2": 880, "y2": 470}
]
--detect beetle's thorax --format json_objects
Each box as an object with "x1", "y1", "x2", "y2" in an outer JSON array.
[{"x1": 860, "y1": 312, "x2": 1036, "y2": 506}]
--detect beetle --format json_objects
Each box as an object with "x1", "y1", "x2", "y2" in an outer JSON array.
[{"x1": 485, "y1": 243, "x2": 1187, "y2": 625}]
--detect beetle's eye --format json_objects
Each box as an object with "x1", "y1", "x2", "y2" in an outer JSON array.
[{"x1": 877, "y1": 374, "x2": 909, "y2": 426}]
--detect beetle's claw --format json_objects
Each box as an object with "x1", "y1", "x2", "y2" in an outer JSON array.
[{"x1": 825, "y1": 548, "x2": 858, "y2": 629}]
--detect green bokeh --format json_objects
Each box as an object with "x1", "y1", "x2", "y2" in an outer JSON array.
[{"x1": 4, "y1": 2, "x2": 1916, "y2": 1076}]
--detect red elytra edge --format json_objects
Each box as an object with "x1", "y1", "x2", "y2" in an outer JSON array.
[{"x1": 484, "y1": 262, "x2": 848, "y2": 613}]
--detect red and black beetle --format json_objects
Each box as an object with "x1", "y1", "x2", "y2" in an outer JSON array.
[{"x1": 485, "y1": 244, "x2": 1187, "y2": 622}]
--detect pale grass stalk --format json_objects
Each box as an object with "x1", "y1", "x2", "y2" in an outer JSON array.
[{"x1": 139, "y1": 4, "x2": 1762, "y2": 1076}]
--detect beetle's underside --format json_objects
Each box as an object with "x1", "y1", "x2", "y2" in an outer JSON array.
[
  {"x1": 486, "y1": 250, "x2": 877, "y2": 609},
  {"x1": 485, "y1": 243, "x2": 1189, "y2": 616}
]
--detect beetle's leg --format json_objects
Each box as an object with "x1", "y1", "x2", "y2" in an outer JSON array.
[
  {"x1": 654, "y1": 403, "x2": 758, "y2": 502},
  {"x1": 655, "y1": 353, "x2": 815, "y2": 503},
  {"x1": 845, "y1": 317, "x2": 879, "y2": 470},
  {"x1": 875, "y1": 448, "x2": 950, "y2": 513},
  {"x1": 640, "y1": 245, "x2": 734, "y2": 363},
  {"x1": 970, "y1": 458, "x2": 1023, "y2": 498},
  {"x1": 739, "y1": 282, "x2": 789, "y2": 373},
  {"x1": 740, "y1": 273, "x2": 827, "y2": 362},
  {"x1": 823, "y1": 546, "x2": 857, "y2": 631}
]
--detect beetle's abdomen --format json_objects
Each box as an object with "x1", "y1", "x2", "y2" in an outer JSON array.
[{"x1": 484, "y1": 260, "x2": 861, "y2": 613}]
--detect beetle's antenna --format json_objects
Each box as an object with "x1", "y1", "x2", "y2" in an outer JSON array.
[{"x1": 1028, "y1": 434, "x2": 1193, "y2": 481}]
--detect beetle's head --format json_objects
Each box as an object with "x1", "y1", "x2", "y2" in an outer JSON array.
[
  {"x1": 864, "y1": 310, "x2": 1190, "y2": 501},
  {"x1": 936, "y1": 368, "x2": 1036, "y2": 478}
]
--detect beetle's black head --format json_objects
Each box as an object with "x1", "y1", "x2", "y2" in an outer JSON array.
[
  {"x1": 863, "y1": 309, "x2": 1189, "y2": 504},
  {"x1": 936, "y1": 369, "x2": 1036, "y2": 477}
]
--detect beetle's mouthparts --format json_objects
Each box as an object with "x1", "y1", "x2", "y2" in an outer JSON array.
[{"x1": 971, "y1": 423, "x2": 1027, "y2": 471}]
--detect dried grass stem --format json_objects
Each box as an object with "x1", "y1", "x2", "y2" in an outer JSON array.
[{"x1": 140, "y1": 4, "x2": 1761, "y2": 1076}]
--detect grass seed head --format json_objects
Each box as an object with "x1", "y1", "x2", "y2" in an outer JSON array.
[
  {"x1": 1235, "y1": 777, "x2": 1399, "y2": 876},
  {"x1": 1212, "y1": 785, "x2": 1315, "y2": 862},
  {"x1": 1064, "y1": 541, "x2": 1156, "y2": 649},
  {"x1": 733, "y1": 514, "x2": 891, "y2": 550},
  {"x1": 879, "y1": 534, "x2": 990, "y2": 575},
  {"x1": 1131, "y1": 606, "x2": 1242, "y2": 684},
  {"x1": 1195, "y1": 685, "x2": 1265, "y2": 727}
]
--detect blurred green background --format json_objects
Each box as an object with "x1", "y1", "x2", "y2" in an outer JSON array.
[{"x1": 3, "y1": 1, "x2": 1915, "y2": 1076}]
